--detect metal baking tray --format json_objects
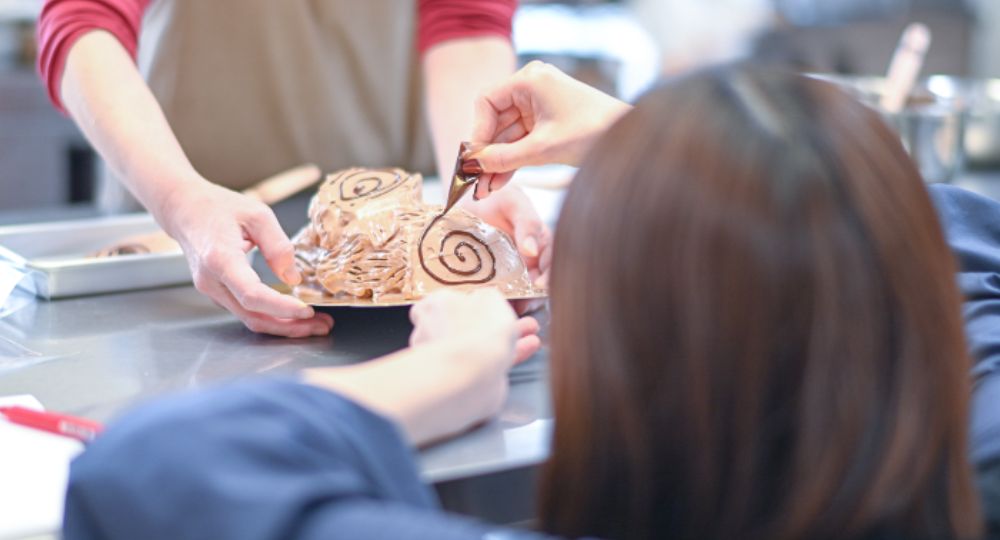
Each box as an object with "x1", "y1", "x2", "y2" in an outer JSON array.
[{"x1": 0, "y1": 214, "x2": 191, "y2": 299}]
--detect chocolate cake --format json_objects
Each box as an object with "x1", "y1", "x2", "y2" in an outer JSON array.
[{"x1": 292, "y1": 167, "x2": 535, "y2": 303}]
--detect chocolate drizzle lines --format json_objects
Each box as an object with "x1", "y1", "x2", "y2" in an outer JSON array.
[
  {"x1": 418, "y1": 214, "x2": 497, "y2": 285},
  {"x1": 337, "y1": 169, "x2": 407, "y2": 202}
]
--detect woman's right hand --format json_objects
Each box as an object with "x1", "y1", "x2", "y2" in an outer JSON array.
[
  {"x1": 409, "y1": 288, "x2": 541, "y2": 364},
  {"x1": 305, "y1": 289, "x2": 540, "y2": 446},
  {"x1": 469, "y1": 61, "x2": 632, "y2": 199},
  {"x1": 162, "y1": 181, "x2": 334, "y2": 337}
]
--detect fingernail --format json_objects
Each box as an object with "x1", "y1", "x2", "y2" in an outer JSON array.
[
  {"x1": 473, "y1": 184, "x2": 483, "y2": 201},
  {"x1": 461, "y1": 158, "x2": 484, "y2": 176},
  {"x1": 534, "y1": 274, "x2": 549, "y2": 288},
  {"x1": 522, "y1": 237, "x2": 539, "y2": 258}
]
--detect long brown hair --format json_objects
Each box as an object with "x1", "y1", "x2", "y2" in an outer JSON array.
[{"x1": 541, "y1": 65, "x2": 981, "y2": 539}]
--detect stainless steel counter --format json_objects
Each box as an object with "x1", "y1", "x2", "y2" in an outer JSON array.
[
  {"x1": 0, "y1": 182, "x2": 560, "y2": 532},
  {"x1": 0, "y1": 284, "x2": 553, "y2": 485}
]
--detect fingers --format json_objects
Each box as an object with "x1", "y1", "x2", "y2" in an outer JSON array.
[
  {"x1": 516, "y1": 316, "x2": 539, "y2": 338},
  {"x1": 513, "y1": 335, "x2": 542, "y2": 365},
  {"x1": 470, "y1": 121, "x2": 530, "y2": 202},
  {"x1": 473, "y1": 172, "x2": 514, "y2": 201},
  {"x1": 535, "y1": 228, "x2": 553, "y2": 289},
  {"x1": 409, "y1": 289, "x2": 462, "y2": 325},
  {"x1": 472, "y1": 139, "x2": 540, "y2": 175},
  {"x1": 513, "y1": 316, "x2": 541, "y2": 364},
  {"x1": 408, "y1": 288, "x2": 518, "y2": 348},
  {"x1": 408, "y1": 289, "x2": 463, "y2": 346},
  {"x1": 477, "y1": 77, "x2": 519, "y2": 122},
  {"x1": 512, "y1": 297, "x2": 546, "y2": 315},
  {"x1": 504, "y1": 195, "x2": 544, "y2": 261},
  {"x1": 243, "y1": 205, "x2": 302, "y2": 286},
  {"x1": 493, "y1": 107, "x2": 524, "y2": 137},
  {"x1": 199, "y1": 277, "x2": 333, "y2": 337},
  {"x1": 471, "y1": 94, "x2": 502, "y2": 145},
  {"x1": 206, "y1": 247, "x2": 314, "y2": 320},
  {"x1": 492, "y1": 116, "x2": 529, "y2": 145},
  {"x1": 535, "y1": 258, "x2": 552, "y2": 291}
]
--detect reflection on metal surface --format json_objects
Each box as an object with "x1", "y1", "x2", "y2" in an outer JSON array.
[
  {"x1": 0, "y1": 334, "x2": 63, "y2": 373},
  {"x1": 502, "y1": 419, "x2": 553, "y2": 464}
]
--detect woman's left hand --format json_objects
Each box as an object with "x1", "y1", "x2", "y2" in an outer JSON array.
[{"x1": 461, "y1": 186, "x2": 552, "y2": 305}]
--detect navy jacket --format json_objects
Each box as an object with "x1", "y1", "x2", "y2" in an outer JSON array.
[
  {"x1": 63, "y1": 378, "x2": 551, "y2": 540},
  {"x1": 930, "y1": 185, "x2": 1000, "y2": 467}
]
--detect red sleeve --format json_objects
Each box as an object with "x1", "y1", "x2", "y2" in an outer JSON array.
[
  {"x1": 417, "y1": 0, "x2": 517, "y2": 55},
  {"x1": 36, "y1": 0, "x2": 150, "y2": 113}
]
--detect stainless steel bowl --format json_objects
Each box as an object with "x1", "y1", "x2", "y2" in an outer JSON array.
[
  {"x1": 810, "y1": 74, "x2": 967, "y2": 184},
  {"x1": 944, "y1": 77, "x2": 1000, "y2": 168}
]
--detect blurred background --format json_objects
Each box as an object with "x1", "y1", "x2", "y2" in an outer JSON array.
[{"x1": 0, "y1": 0, "x2": 997, "y2": 213}]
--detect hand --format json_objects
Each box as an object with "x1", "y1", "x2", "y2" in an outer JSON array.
[
  {"x1": 410, "y1": 288, "x2": 542, "y2": 364},
  {"x1": 469, "y1": 61, "x2": 632, "y2": 198},
  {"x1": 163, "y1": 182, "x2": 334, "y2": 337},
  {"x1": 461, "y1": 185, "x2": 552, "y2": 299},
  {"x1": 305, "y1": 289, "x2": 540, "y2": 446}
]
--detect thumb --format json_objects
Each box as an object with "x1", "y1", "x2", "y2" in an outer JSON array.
[{"x1": 245, "y1": 207, "x2": 301, "y2": 286}]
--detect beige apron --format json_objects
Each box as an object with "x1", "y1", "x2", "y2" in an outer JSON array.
[{"x1": 99, "y1": 0, "x2": 435, "y2": 212}]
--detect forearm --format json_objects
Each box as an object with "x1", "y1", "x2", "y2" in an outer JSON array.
[
  {"x1": 60, "y1": 30, "x2": 205, "y2": 225},
  {"x1": 59, "y1": 27, "x2": 328, "y2": 337},
  {"x1": 65, "y1": 379, "x2": 511, "y2": 540},
  {"x1": 423, "y1": 36, "x2": 516, "y2": 179},
  {"x1": 304, "y1": 337, "x2": 512, "y2": 447}
]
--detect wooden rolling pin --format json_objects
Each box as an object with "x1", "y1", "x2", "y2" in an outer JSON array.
[{"x1": 91, "y1": 164, "x2": 322, "y2": 257}]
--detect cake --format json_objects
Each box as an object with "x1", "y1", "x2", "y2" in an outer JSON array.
[{"x1": 292, "y1": 167, "x2": 535, "y2": 303}]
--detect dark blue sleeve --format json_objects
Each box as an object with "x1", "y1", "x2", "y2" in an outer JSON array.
[
  {"x1": 930, "y1": 184, "x2": 1000, "y2": 465},
  {"x1": 62, "y1": 378, "x2": 549, "y2": 540}
]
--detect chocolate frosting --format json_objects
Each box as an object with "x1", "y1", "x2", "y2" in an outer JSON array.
[{"x1": 292, "y1": 167, "x2": 534, "y2": 303}]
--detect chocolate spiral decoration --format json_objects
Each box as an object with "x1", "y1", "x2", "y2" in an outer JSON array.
[
  {"x1": 418, "y1": 215, "x2": 497, "y2": 285},
  {"x1": 337, "y1": 169, "x2": 406, "y2": 202}
]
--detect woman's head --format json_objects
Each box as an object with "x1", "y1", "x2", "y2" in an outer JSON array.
[{"x1": 543, "y1": 65, "x2": 980, "y2": 539}]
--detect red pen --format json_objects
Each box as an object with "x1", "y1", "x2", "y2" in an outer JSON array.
[{"x1": 0, "y1": 406, "x2": 103, "y2": 443}]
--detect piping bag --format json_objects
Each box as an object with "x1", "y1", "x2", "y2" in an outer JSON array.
[{"x1": 441, "y1": 142, "x2": 485, "y2": 216}]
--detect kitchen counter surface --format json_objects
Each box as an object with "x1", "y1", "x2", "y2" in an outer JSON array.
[
  {"x1": 0, "y1": 181, "x2": 558, "y2": 486},
  {"x1": 0, "y1": 180, "x2": 562, "y2": 534}
]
